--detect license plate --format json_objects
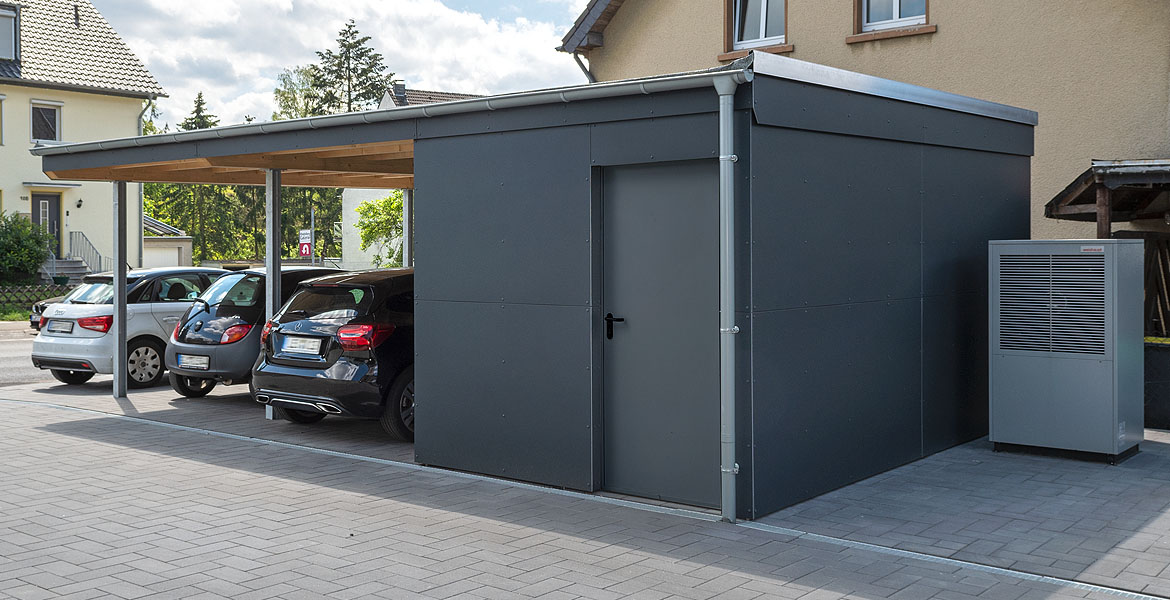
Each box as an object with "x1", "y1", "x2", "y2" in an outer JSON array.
[
  {"x1": 177, "y1": 354, "x2": 210, "y2": 370},
  {"x1": 47, "y1": 320, "x2": 74, "y2": 334},
  {"x1": 282, "y1": 336, "x2": 322, "y2": 354}
]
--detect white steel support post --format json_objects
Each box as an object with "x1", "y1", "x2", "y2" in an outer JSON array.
[
  {"x1": 715, "y1": 76, "x2": 741, "y2": 523},
  {"x1": 402, "y1": 189, "x2": 413, "y2": 267},
  {"x1": 265, "y1": 169, "x2": 282, "y2": 319},
  {"x1": 112, "y1": 181, "x2": 128, "y2": 399}
]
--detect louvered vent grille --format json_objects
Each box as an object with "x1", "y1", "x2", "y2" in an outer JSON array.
[{"x1": 998, "y1": 254, "x2": 1106, "y2": 355}]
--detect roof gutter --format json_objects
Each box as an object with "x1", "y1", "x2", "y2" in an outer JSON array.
[{"x1": 31, "y1": 66, "x2": 753, "y2": 157}]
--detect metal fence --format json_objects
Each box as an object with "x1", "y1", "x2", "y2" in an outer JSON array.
[{"x1": 68, "y1": 231, "x2": 113, "y2": 273}]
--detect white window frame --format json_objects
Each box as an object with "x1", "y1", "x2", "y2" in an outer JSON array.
[
  {"x1": 30, "y1": 99, "x2": 63, "y2": 143},
  {"x1": 0, "y1": 5, "x2": 16, "y2": 61},
  {"x1": 861, "y1": 0, "x2": 926, "y2": 33},
  {"x1": 733, "y1": 0, "x2": 785, "y2": 50}
]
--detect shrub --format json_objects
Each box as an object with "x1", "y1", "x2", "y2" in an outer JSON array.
[{"x1": 0, "y1": 213, "x2": 55, "y2": 284}]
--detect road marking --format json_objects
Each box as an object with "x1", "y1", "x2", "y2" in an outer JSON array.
[{"x1": 0, "y1": 397, "x2": 1164, "y2": 600}]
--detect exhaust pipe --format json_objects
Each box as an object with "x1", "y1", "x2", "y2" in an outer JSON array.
[
  {"x1": 255, "y1": 394, "x2": 271, "y2": 404},
  {"x1": 315, "y1": 403, "x2": 343, "y2": 414}
]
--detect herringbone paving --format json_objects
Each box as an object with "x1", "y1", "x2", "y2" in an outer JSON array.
[
  {"x1": 761, "y1": 433, "x2": 1170, "y2": 596},
  {"x1": 0, "y1": 399, "x2": 1129, "y2": 599}
]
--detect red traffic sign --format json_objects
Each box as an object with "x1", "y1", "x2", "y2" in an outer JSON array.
[{"x1": 298, "y1": 242, "x2": 312, "y2": 257}]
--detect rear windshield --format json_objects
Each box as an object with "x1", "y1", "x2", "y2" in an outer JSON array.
[
  {"x1": 201, "y1": 273, "x2": 262, "y2": 307},
  {"x1": 280, "y1": 286, "x2": 372, "y2": 321},
  {"x1": 64, "y1": 282, "x2": 115, "y2": 305}
]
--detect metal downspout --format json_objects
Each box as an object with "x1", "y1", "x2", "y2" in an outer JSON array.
[
  {"x1": 136, "y1": 100, "x2": 150, "y2": 268},
  {"x1": 715, "y1": 74, "x2": 744, "y2": 523}
]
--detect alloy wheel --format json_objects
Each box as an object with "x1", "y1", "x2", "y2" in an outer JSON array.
[{"x1": 399, "y1": 380, "x2": 415, "y2": 432}]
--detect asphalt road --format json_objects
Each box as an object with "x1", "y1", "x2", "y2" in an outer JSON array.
[{"x1": 0, "y1": 321, "x2": 54, "y2": 387}]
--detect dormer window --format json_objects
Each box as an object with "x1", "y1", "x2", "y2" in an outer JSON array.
[{"x1": 0, "y1": 6, "x2": 16, "y2": 61}]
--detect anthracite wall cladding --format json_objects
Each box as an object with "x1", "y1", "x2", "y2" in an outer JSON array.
[{"x1": 746, "y1": 76, "x2": 1031, "y2": 516}]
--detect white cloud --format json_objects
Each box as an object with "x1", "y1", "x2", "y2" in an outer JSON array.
[{"x1": 93, "y1": 0, "x2": 589, "y2": 127}]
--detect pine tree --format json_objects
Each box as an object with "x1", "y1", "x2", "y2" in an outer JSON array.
[
  {"x1": 314, "y1": 20, "x2": 394, "y2": 114},
  {"x1": 179, "y1": 92, "x2": 220, "y2": 131}
]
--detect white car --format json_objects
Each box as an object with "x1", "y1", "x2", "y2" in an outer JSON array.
[{"x1": 32, "y1": 267, "x2": 227, "y2": 387}]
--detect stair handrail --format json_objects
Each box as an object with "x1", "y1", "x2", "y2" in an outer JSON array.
[{"x1": 68, "y1": 231, "x2": 107, "y2": 273}]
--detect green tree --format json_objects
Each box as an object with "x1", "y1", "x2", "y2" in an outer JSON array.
[
  {"x1": 315, "y1": 20, "x2": 394, "y2": 114},
  {"x1": 0, "y1": 213, "x2": 56, "y2": 284},
  {"x1": 273, "y1": 66, "x2": 327, "y2": 120},
  {"x1": 355, "y1": 191, "x2": 403, "y2": 267},
  {"x1": 179, "y1": 92, "x2": 220, "y2": 130}
]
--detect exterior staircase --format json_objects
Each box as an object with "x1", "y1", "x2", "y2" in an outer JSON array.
[{"x1": 38, "y1": 258, "x2": 90, "y2": 285}]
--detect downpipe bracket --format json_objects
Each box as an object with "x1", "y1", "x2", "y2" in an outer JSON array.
[
  {"x1": 720, "y1": 325, "x2": 741, "y2": 334},
  {"x1": 719, "y1": 154, "x2": 738, "y2": 163},
  {"x1": 720, "y1": 463, "x2": 740, "y2": 475}
]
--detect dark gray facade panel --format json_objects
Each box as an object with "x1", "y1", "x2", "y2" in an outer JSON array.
[
  {"x1": 414, "y1": 300, "x2": 595, "y2": 490},
  {"x1": 922, "y1": 148, "x2": 1030, "y2": 296},
  {"x1": 413, "y1": 127, "x2": 592, "y2": 306},
  {"x1": 415, "y1": 88, "x2": 723, "y2": 140},
  {"x1": 922, "y1": 292, "x2": 988, "y2": 454},
  {"x1": 735, "y1": 310, "x2": 753, "y2": 519},
  {"x1": 589, "y1": 114, "x2": 718, "y2": 166},
  {"x1": 41, "y1": 120, "x2": 420, "y2": 173},
  {"x1": 750, "y1": 300, "x2": 924, "y2": 514},
  {"x1": 751, "y1": 76, "x2": 1033, "y2": 157},
  {"x1": 750, "y1": 127, "x2": 923, "y2": 312}
]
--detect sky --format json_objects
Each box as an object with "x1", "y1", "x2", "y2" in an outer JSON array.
[{"x1": 90, "y1": 0, "x2": 591, "y2": 127}]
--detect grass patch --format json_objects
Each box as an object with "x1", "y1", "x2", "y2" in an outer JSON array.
[{"x1": 0, "y1": 304, "x2": 29, "y2": 321}]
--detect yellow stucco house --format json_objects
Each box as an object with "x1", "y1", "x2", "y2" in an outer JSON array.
[
  {"x1": 1, "y1": 0, "x2": 165, "y2": 274},
  {"x1": 559, "y1": 0, "x2": 1170, "y2": 239}
]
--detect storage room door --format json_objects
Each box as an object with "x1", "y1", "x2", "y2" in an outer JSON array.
[{"x1": 602, "y1": 160, "x2": 720, "y2": 508}]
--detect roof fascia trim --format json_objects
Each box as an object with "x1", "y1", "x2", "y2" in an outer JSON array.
[
  {"x1": 751, "y1": 52, "x2": 1038, "y2": 125},
  {"x1": 558, "y1": 0, "x2": 613, "y2": 52},
  {"x1": 33, "y1": 67, "x2": 753, "y2": 158}
]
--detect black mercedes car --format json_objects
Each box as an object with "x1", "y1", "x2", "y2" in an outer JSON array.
[{"x1": 251, "y1": 269, "x2": 415, "y2": 440}]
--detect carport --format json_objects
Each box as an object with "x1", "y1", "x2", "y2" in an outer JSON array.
[{"x1": 32, "y1": 52, "x2": 1036, "y2": 521}]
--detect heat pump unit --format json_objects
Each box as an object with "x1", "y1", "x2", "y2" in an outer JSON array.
[{"x1": 989, "y1": 239, "x2": 1143, "y2": 461}]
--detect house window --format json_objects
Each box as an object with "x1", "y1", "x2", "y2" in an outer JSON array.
[
  {"x1": 0, "y1": 6, "x2": 15, "y2": 61},
  {"x1": 862, "y1": 0, "x2": 926, "y2": 32},
  {"x1": 734, "y1": 0, "x2": 785, "y2": 49},
  {"x1": 31, "y1": 101, "x2": 62, "y2": 142}
]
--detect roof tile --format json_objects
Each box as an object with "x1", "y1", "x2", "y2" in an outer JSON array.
[{"x1": 0, "y1": 0, "x2": 164, "y2": 97}]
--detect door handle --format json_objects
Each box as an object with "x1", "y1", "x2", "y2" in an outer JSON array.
[
  {"x1": 163, "y1": 316, "x2": 179, "y2": 323},
  {"x1": 604, "y1": 313, "x2": 625, "y2": 339}
]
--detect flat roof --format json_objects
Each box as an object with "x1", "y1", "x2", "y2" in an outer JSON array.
[{"x1": 31, "y1": 53, "x2": 1036, "y2": 189}]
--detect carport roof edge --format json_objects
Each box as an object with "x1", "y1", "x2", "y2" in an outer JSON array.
[{"x1": 31, "y1": 53, "x2": 1036, "y2": 163}]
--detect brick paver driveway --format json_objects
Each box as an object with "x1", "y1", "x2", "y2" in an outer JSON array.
[
  {"x1": 0, "y1": 379, "x2": 1164, "y2": 598},
  {"x1": 762, "y1": 433, "x2": 1170, "y2": 597}
]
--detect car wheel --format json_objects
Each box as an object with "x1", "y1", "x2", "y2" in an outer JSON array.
[
  {"x1": 272, "y1": 406, "x2": 327, "y2": 424},
  {"x1": 379, "y1": 365, "x2": 415, "y2": 442},
  {"x1": 127, "y1": 339, "x2": 166, "y2": 388},
  {"x1": 169, "y1": 372, "x2": 216, "y2": 398},
  {"x1": 51, "y1": 369, "x2": 94, "y2": 385}
]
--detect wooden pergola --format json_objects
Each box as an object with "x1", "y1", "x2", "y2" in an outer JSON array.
[{"x1": 1045, "y1": 159, "x2": 1170, "y2": 239}]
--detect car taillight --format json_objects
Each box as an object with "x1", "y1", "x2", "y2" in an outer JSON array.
[
  {"x1": 220, "y1": 324, "x2": 252, "y2": 344},
  {"x1": 337, "y1": 323, "x2": 395, "y2": 351},
  {"x1": 39, "y1": 316, "x2": 47, "y2": 328},
  {"x1": 260, "y1": 320, "x2": 276, "y2": 346},
  {"x1": 173, "y1": 321, "x2": 182, "y2": 340},
  {"x1": 77, "y1": 315, "x2": 113, "y2": 333}
]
